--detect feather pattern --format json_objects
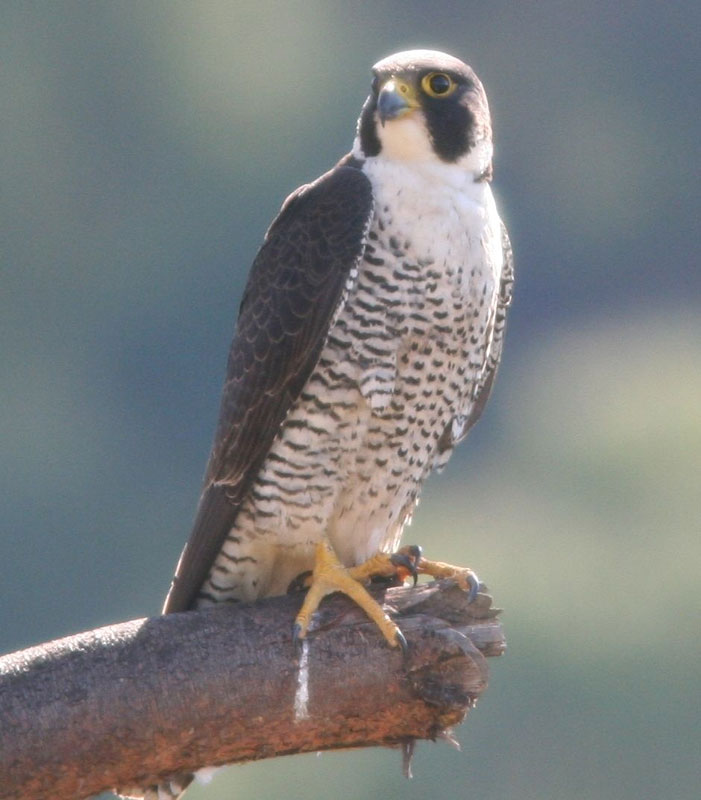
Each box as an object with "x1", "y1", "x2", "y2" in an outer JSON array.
[{"x1": 163, "y1": 164, "x2": 373, "y2": 613}]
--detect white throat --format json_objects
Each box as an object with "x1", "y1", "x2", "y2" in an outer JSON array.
[
  {"x1": 357, "y1": 157, "x2": 501, "y2": 281},
  {"x1": 352, "y1": 109, "x2": 493, "y2": 184}
]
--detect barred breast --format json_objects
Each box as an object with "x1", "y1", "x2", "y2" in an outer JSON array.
[{"x1": 196, "y1": 160, "x2": 504, "y2": 608}]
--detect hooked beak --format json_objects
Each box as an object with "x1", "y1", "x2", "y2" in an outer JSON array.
[{"x1": 377, "y1": 79, "x2": 419, "y2": 126}]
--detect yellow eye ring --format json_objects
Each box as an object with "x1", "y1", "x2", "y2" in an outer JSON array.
[{"x1": 421, "y1": 72, "x2": 456, "y2": 98}]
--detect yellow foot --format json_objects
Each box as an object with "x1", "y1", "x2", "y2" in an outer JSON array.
[
  {"x1": 411, "y1": 546, "x2": 481, "y2": 602},
  {"x1": 351, "y1": 545, "x2": 481, "y2": 602},
  {"x1": 292, "y1": 541, "x2": 407, "y2": 650}
]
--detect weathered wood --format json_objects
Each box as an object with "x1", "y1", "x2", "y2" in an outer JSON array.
[{"x1": 0, "y1": 580, "x2": 504, "y2": 800}]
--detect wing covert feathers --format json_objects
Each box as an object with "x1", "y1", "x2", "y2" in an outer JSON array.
[{"x1": 163, "y1": 164, "x2": 374, "y2": 613}]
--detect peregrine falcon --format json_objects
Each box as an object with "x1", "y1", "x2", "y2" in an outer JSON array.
[{"x1": 123, "y1": 49, "x2": 513, "y2": 799}]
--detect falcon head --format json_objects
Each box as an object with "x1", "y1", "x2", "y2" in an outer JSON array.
[{"x1": 354, "y1": 50, "x2": 493, "y2": 178}]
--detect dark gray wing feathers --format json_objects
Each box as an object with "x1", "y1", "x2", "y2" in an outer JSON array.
[{"x1": 163, "y1": 164, "x2": 374, "y2": 613}]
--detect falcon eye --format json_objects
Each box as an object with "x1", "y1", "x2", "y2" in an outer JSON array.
[{"x1": 422, "y1": 72, "x2": 456, "y2": 98}]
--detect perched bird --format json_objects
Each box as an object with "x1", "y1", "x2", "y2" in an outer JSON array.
[{"x1": 121, "y1": 48, "x2": 513, "y2": 800}]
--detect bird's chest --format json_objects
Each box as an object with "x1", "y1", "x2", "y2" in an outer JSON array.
[
  {"x1": 369, "y1": 201, "x2": 490, "y2": 332},
  {"x1": 331, "y1": 172, "x2": 499, "y2": 414}
]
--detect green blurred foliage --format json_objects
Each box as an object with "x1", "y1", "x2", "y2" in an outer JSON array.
[{"x1": 1, "y1": 2, "x2": 699, "y2": 799}]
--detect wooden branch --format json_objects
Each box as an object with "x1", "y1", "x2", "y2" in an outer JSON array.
[{"x1": 0, "y1": 580, "x2": 505, "y2": 800}]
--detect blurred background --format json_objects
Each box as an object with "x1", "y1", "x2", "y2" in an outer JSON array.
[{"x1": 2, "y1": 2, "x2": 699, "y2": 799}]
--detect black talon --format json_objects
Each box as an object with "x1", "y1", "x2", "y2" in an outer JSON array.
[
  {"x1": 390, "y1": 552, "x2": 418, "y2": 583},
  {"x1": 466, "y1": 572, "x2": 480, "y2": 604},
  {"x1": 405, "y1": 544, "x2": 423, "y2": 562},
  {"x1": 395, "y1": 628, "x2": 408, "y2": 656},
  {"x1": 405, "y1": 545, "x2": 423, "y2": 585},
  {"x1": 390, "y1": 546, "x2": 422, "y2": 586}
]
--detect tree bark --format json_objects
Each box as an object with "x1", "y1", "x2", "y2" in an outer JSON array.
[{"x1": 0, "y1": 580, "x2": 505, "y2": 800}]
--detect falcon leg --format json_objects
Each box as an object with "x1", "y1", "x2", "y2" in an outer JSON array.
[{"x1": 293, "y1": 540, "x2": 406, "y2": 650}]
